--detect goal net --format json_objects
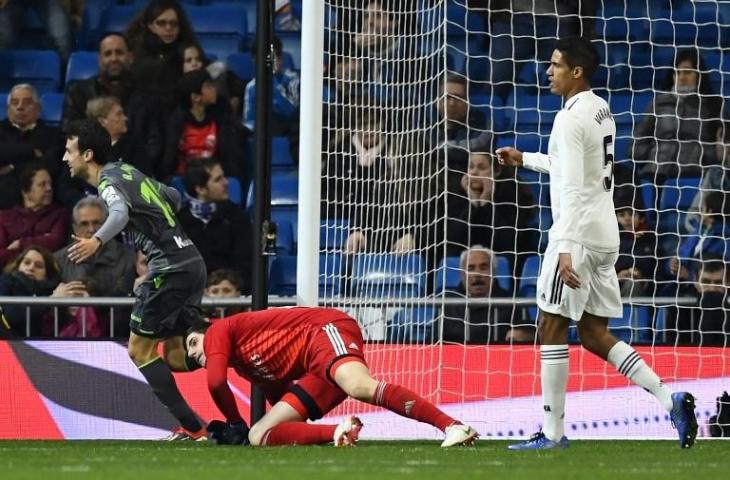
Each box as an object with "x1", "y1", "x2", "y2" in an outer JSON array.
[{"x1": 312, "y1": 0, "x2": 730, "y2": 440}]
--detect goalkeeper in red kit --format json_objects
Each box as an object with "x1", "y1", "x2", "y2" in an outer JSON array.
[{"x1": 185, "y1": 306, "x2": 477, "y2": 447}]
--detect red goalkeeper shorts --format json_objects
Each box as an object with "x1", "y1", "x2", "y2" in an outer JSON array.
[{"x1": 281, "y1": 318, "x2": 367, "y2": 419}]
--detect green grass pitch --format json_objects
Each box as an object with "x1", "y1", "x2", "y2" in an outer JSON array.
[{"x1": 1, "y1": 440, "x2": 728, "y2": 480}]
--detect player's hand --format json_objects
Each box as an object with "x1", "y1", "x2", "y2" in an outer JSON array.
[
  {"x1": 558, "y1": 253, "x2": 581, "y2": 289},
  {"x1": 67, "y1": 235, "x2": 102, "y2": 264},
  {"x1": 207, "y1": 420, "x2": 250, "y2": 445},
  {"x1": 669, "y1": 257, "x2": 680, "y2": 275},
  {"x1": 495, "y1": 147, "x2": 523, "y2": 167},
  {"x1": 392, "y1": 233, "x2": 415, "y2": 254}
]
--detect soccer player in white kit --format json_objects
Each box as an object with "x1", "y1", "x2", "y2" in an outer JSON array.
[{"x1": 496, "y1": 37, "x2": 697, "y2": 450}]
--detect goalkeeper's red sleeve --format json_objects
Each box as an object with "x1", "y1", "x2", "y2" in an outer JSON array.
[{"x1": 207, "y1": 353, "x2": 244, "y2": 424}]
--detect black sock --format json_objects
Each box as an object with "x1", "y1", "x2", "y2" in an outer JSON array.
[
  {"x1": 184, "y1": 354, "x2": 202, "y2": 372},
  {"x1": 139, "y1": 357, "x2": 202, "y2": 432}
]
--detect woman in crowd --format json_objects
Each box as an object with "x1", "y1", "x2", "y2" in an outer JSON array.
[
  {"x1": 0, "y1": 164, "x2": 68, "y2": 268},
  {"x1": 0, "y1": 246, "x2": 87, "y2": 337}
]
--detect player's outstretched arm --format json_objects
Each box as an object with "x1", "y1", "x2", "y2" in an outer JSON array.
[{"x1": 495, "y1": 147, "x2": 523, "y2": 167}]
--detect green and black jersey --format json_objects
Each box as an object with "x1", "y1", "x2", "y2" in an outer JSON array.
[{"x1": 96, "y1": 162, "x2": 202, "y2": 274}]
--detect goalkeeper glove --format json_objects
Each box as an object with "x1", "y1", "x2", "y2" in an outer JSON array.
[{"x1": 207, "y1": 420, "x2": 250, "y2": 445}]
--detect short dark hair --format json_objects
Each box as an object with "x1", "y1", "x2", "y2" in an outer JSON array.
[
  {"x1": 700, "y1": 255, "x2": 728, "y2": 280},
  {"x1": 183, "y1": 157, "x2": 220, "y2": 197},
  {"x1": 177, "y1": 69, "x2": 212, "y2": 109},
  {"x1": 704, "y1": 191, "x2": 730, "y2": 216},
  {"x1": 207, "y1": 269, "x2": 242, "y2": 291},
  {"x1": 65, "y1": 120, "x2": 112, "y2": 165},
  {"x1": 445, "y1": 71, "x2": 467, "y2": 88},
  {"x1": 184, "y1": 322, "x2": 212, "y2": 348},
  {"x1": 554, "y1": 37, "x2": 599, "y2": 81}
]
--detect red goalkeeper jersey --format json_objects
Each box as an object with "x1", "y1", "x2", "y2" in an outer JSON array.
[{"x1": 203, "y1": 307, "x2": 352, "y2": 423}]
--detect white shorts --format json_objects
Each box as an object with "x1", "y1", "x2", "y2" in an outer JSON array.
[{"x1": 536, "y1": 242, "x2": 623, "y2": 321}]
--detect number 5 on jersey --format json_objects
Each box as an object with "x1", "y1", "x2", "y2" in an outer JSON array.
[{"x1": 602, "y1": 135, "x2": 614, "y2": 191}]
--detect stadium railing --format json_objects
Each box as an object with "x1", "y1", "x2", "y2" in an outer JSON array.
[{"x1": 0, "y1": 296, "x2": 698, "y2": 339}]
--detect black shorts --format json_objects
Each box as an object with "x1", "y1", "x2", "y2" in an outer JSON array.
[{"x1": 130, "y1": 259, "x2": 207, "y2": 339}]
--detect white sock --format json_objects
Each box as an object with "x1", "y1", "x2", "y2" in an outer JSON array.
[
  {"x1": 607, "y1": 341, "x2": 673, "y2": 412},
  {"x1": 541, "y1": 345, "x2": 569, "y2": 441}
]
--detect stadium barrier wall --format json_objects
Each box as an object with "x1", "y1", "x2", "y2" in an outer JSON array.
[{"x1": 1, "y1": 340, "x2": 727, "y2": 440}]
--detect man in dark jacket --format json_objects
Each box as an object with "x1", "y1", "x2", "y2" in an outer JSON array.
[
  {"x1": 59, "y1": 34, "x2": 162, "y2": 204},
  {"x1": 178, "y1": 158, "x2": 252, "y2": 294},
  {"x1": 53, "y1": 196, "x2": 136, "y2": 298},
  {"x1": 0, "y1": 84, "x2": 63, "y2": 208},
  {"x1": 671, "y1": 257, "x2": 729, "y2": 347},
  {"x1": 441, "y1": 246, "x2": 514, "y2": 343},
  {"x1": 53, "y1": 196, "x2": 136, "y2": 337}
]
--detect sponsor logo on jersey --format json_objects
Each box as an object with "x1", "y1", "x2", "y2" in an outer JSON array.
[
  {"x1": 173, "y1": 235, "x2": 194, "y2": 249},
  {"x1": 101, "y1": 185, "x2": 121, "y2": 204}
]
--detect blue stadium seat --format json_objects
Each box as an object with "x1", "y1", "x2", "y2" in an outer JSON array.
[
  {"x1": 506, "y1": 93, "x2": 561, "y2": 134},
  {"x1": 66, "y1": 51, "x2": 99, "y2": 87},
  {"x1": 319, "y1": 253, "x2": 342, "y2": 297},
  {"x1": 388, "y1": 307, "x2": 436, "y2": 343},
  {"x1": 513, "y1": 133, "x2": 545, "y2": 154},
  {"x1": 446, "y1": 1, "x2": 486, "y2": 36},
  {"x1": 609, "y1": 94, "x2": 633, "y2": 127},
  {"x1": 226, "y1": 52, "x2": 254, "y2": 84},
  {"x1": 470, "y1": 93, "x2": 505, "y2": 133},
  {"x1": 271, "y1": 208, "x2": 298, "y2": 241},
  {"x1": 658, "y1": 177, "x2": 702, "y2": 213},
  {"x1": 656, "y1": 177, "x2": 701, "y2": 253},
  {"x1": 609, "y1": 306, "x2": 653, "y2": 344},
  {"x1": 227, "y1": 176, "x2": 242, "y2": 205},
  {"x1": 269, "y1": 255, "x2": 297, "y2": 296},
  {"x1": 246, "y1": 171, "x2": 299, "y2": 209},
  {"x1": 0, "y1": 93, "x2": 7, "y2": 121},
  {"x1": 78, "y1": 0, "x2": 115, "y2": 49},
  {"x1": 517, "y1": 169, "x2": 550, "y2": 210},
  {"x1": 169, "y1": 176, "x2": 187, "y2": 196},
  {"x1": 614, "y1": 125, "x2": 633, "y2": 162},
  {"x1": 99, "y1": 5, "x2": 142, "y2": 37},
  {"x1": 272, "y1": 136, "x2": 294, "y2": 168},
  {"x1": 268, "y1": 253, "x2": 344, "y2": 296},
  {"x1": 320, "y1": 219, "x2": 349, "y2": 251},
  {"x1": 637, "y1": 179, "x2": 657, "y2": 227},
  {"x1": 279, "y1": 34, "x2": 301, "y2": 70},
  {"x1": 350, "y1": 254, "x2": 426, "y2": 297},
  {"x1": 273, "y1": 219, "x2": 294, "y2": 255},
  {"x1": 185, "y1": 4, "x2": 248, "y2": 60},
  {"x1": 518, "y1": 254, "x2": 540, "y2": 322},
  {"x1": 40, "y1": 93, "x2": 63, "y2": 126},
  {"x1": 434, "y1": 256, "x2": 462, "y2": 293},
  {"x1": 0, "y1": 50, "x2": 61, "y2": 93}
]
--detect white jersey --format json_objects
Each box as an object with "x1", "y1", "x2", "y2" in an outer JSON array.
[{"x1": 522, "y1": 90, "x2": 620, "y2": 253}]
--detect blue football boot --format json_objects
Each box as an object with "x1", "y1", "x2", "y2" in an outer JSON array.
[
  {"x1": 508, "y1": 430, "x2": 569, "y2": 450},
  {"x1": 670, "y1": 392, "x2": 698, "y2": 448}
]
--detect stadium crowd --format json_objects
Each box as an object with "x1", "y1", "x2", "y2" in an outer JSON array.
[{"x1": 0, "y1": 0, "x2": 727, "y2": 348}]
